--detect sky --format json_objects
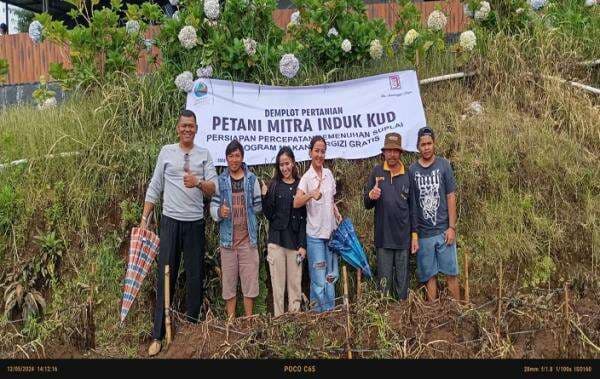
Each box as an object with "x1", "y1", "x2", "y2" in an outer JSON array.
[{"x1": 0, "y1": 2, "x2": 24, "y2": 34}]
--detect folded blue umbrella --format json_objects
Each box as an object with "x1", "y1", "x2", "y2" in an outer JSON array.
[{"x1": 328, "y1": 218, "x2": 373, "y2": 278}]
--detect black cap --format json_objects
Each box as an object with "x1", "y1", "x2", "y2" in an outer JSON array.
[{"x1": 417, "y1": 126, "x2": 435, "y2": 147}]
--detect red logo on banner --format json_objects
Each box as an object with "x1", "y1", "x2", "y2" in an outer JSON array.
[{"x1": 389, "y1": 75, "x2": 401, "y2": 90}]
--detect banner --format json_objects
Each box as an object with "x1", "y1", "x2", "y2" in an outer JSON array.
[{"x1": 187, "y1": 70, "x2": 427, "y2": 166}]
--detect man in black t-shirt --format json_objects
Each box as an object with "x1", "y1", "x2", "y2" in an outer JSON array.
[{"x1": 409, "y1": 126, "x2": 459, "y2": 302}]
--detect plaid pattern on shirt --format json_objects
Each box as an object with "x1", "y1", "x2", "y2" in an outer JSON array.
[{"x1": 120, "y1": 227, "x2": 160, "y2": 322}]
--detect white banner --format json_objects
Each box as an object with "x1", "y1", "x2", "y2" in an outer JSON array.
[{"x1": 187, "y1": 70, "x2": 427, "y2": 166}]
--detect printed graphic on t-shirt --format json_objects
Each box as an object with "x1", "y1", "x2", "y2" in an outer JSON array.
[
  {"x1": 414, "y1": 169, "x2": 441, "y2": 226},
  {"x1": 231, "y1": 178, "x2": 249, "y2": 247}
]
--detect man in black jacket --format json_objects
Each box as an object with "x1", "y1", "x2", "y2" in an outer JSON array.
[{"x1": 364, "y1": 133, "x2": 418, "y2": 300}]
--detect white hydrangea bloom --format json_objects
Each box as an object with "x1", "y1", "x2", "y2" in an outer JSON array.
[
  {"x1": 528, "y1": 0, "x2": 547, "y2": 11},
  {"x1": 125, "y1": 20, "x2": 140, "y2": 35},
  {"x1": 172, "y1": 11, "x2": 180, "y2": 20},
  {"x1": 196, "y1": 65, "x2": 213, "y2": 78},
  {"x1": 369, "y1": 39, "x2": 383, "y2": 60},
  {"x1": 169, "y1": 0, "x2": 178, "y2": 6},
  {"x1": 327, "y1": 27, "x2": 339, "y2": 37},
  {"x1": 290, "y1": 11, "x2": 300, "y2": 25},
  {"x1": 28, "y1": 20, "x2": 43, "y2": 44},
  {"x1": 175, "y1": 71, "x2": 194, "y2": 92},
  {"x1": 341, "y1": 39, "x2": 352, "y2": 53},
  {"x1": 204, "y1": 0, "x2": 220, "y2": 20},
  {"x1": 459, "y1": 30, "x2": 477, "y2": 51},
  {"x1": 143, "y1": 39, "x2": 154, "y2": 51},
  {"x1": 279, "y1": 54, "x2": 300, "y2": 79},
  {"x1": 427, "y1": 10, "x2": 447, "y2": 31},
  {"x1": 584, "y1": 0, "x2": 597, "y2": 6},
  {"x1": 38, "y1": 97, "x2": 57, "y2": 110},
  {"x1": 178, "y1": 26, "x2": 198, "y2": 49},
  {"x1": 404, "y1": 29, "x2": 419, "y2": 46},
  {"x1": 243, "y1": 38, "x2": 257, "y2": 56},
  {"x1": 474, "y1": 1, "x2": 491, "y2": 21}
]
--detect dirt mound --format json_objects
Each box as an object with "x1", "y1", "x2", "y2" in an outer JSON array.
[{"x1": 147, "y1": 290, "x2": 600, "y2": 359}]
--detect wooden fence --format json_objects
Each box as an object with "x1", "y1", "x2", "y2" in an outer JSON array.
[
  {"x1": 272, "y1": 0, "x2": 467, "y2": 32},
  {"x1": 0, "y1": 1, "x2": 466, "y2": 85}
]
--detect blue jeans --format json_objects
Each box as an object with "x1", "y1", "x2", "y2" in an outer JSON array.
[
  {"x1": 307, "y1": 236, "x2": 339, "y2": 312},
  {"x1": 416, "y1": 232, "x2": 459, "y2": 283}
]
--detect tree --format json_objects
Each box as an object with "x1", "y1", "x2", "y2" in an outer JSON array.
[{"x1": 13, "y1": 7, "x2": 35, "y2": 33}]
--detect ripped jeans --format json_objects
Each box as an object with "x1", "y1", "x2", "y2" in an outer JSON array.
[{"x1": 306, "y1": 236, "x2": 339, "y2": 312}]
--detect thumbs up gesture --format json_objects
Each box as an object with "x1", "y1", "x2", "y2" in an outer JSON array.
[
  {"x1": 309, "y1": 178, "x2": 323, "y2": 201},
  {"x1": 369, "y1": 176, "x2": 383, "y2": 201},
  {"x1": 219, "y1": 199, "x2": 231, "y2": 219},
  {"x1": 260, "y1": 179, "x2": 268, "y2": 196}
]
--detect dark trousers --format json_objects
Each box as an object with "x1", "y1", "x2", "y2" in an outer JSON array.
[
  {"x1": 376, "y1": 248, "x2": 409, "y2": 300},
  {"x1": 152, "y1": 216, "x2": 205, "y2": 340}
]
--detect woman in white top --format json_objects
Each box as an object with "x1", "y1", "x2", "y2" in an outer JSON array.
[{"x1": 294, "y1": 136, "x2": 342, "y2": 312}]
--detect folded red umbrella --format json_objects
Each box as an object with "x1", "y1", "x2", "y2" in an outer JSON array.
[{"x1": 120, "y1": 227, "x2": 159, "y2": 322}]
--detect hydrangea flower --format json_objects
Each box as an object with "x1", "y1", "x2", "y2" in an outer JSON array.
[
  {"x1": 327, "y1": 27, "x2": 339, "y2": 37},
  {"x1": 584, "y1": 0, "x2": 597, "y2": 6},
  {"x1": 528, "y1": 0, "x2": 547, "y2": 11},
  {"x1": 204, "y1": 0, "x2": 220, "y2": 20},
  {"x1": 125, "y1": 20, "x2": 140, "y2": 35},
  {"x1": 474, "y1": 1, "x2": 491, "y2": 21},
  {"x1": 172, "y1": 11, "x2": 180, "y2": 20},
  {"x1": 169, "y1": 0, "x2": 178, "y2": 6},
  {"x1": 279, "y1": 54, "x2": 300, "y2": 79},
  {"x1": 178, "y1": 26, "x2": 198, "y2": 49},
  {"x1": 143, "y1": 39, "x2": 154, "y2": 51},
  {"x1": 196, "y1": 65, "x2": 213, "y2": 78},
  {"x1": 38, "y1": 97, "x2": 57, "y2": 110},
  {"x1": 290, "y1": 11, "x2": 300, "y2": 25},
  {"x1": 28, "y1": 20, "x2": 43, "y2": 44},
  {"x1": 175, "y1": 71, "x2": 194, "y2": 92},
  {"x1": 341, "y1": 39, "x2": 352, "y2": 53},
  {"x1": 404, "y1": 29, "x2": 419, "y2": 46},
  {"x1": 369, "y1": 39, "x2": 383, "y2": 60},
  {"x1": 427, "y1": 10, "x2": 447, "y2": 31},
  {"x1": 243, "y1": 38, "x2": 257, "y2": 56},
  {"x1": 459, "y1": 30, "x2": 477, "y2": 51}
]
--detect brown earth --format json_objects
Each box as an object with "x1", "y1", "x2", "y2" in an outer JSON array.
[
  {"x1": 136, "y1": 291, "x2": 600, "y2": 359},
  {"x1": 7, "y1": 289, "x2": 598, "y2": 359}
]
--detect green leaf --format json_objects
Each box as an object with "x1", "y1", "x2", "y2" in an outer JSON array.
[
  {"x1": 422, "y1": 40, "x2": 434, "y2": 52},
  {"x1": 67, "y1": 9, "x2": 80, "y2": 20},
  {"x1": 110, "y1": 0, "x2": 122, "y2": 11}
]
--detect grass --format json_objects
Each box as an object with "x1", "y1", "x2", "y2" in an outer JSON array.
[{"x1": 0, "y1": 6, "x2": 599, "y2": 357}]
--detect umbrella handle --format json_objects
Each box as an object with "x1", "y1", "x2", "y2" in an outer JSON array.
[{"x1": 147, "y1": 212, "x2": 157, "y2": 231}]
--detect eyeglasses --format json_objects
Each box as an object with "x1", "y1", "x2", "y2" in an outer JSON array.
[{"x1": 184, "y1": 153, "x2": 190, "y2": 173}]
